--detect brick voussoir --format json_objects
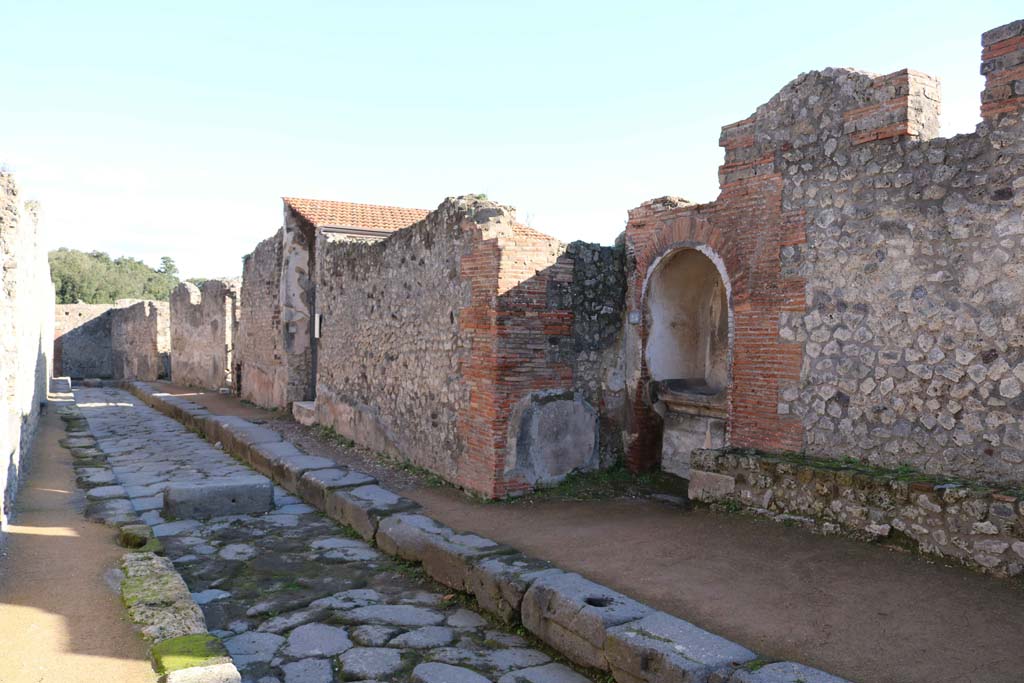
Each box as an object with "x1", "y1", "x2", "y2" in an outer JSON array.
[{"x1": 123, "y1": 381, "x2": 852, "y2": 683}]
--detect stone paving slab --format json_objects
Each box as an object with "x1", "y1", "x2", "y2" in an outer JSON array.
[
  {"x1": 75, "y1": 387, "x2": 591, "y2": 683},
  {"x1": 112, "y1": 383, "x2": 853, "y2": 683}
]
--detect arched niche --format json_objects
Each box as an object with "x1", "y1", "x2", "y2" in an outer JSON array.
[
  {"x1": 643, "y1": 246, "x2": 732, "y2": 478},
  {"x1": 645, "y1": 248, "x2": 730, "y2": 394}
]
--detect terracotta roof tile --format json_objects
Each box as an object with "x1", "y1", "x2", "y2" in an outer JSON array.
[{"x1": 283, "y1": 197, "x2": 429, "y2": 232}]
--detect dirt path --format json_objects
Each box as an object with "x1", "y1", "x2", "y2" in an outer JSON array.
[
  {"x1": 149, "y1": 384, "x2": 1024, "y2": 682},
  {"x1": 0, "y1": 395, "x2": 156, "y2": 683},
  {"x1": 411, "y1": 488, "x2": 1024, "y2": 683}
]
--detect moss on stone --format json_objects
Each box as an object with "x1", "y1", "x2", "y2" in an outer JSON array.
[
  {"x1": 150, "y1": 634, "x2": 229, "y2": 674},
  {"x1": 119, "y1": 524, "x2": 154, "y2": 549}
]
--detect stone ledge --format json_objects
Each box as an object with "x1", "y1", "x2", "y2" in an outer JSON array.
[
  {"x1": 292, "y1": 400, "x2": 316, "y2": 426},
  {"x1": 296, "y1": 467, "x2": 377, "y2": 511},
  {"x1": 690, "y1": 448, "x2": 1024, "y2": 577},
  {"x1": 163, "y1": 478, "x2": 274, "y2": 519},
  {"x1": 376, "y1": 513, "x2": 516, "y2": 591},
  {"x1": 606, "y1": 611, "x2": 756, "y2": 682},
  {"x1": 521, "y1": 572, "x2": 653, "y2": 671},
  {"x1": 122, "y1": 382, "x2": 850, "y2": 683},
  {"x1": 327, "y1": 485, "x2": 421, "y2": 541}
]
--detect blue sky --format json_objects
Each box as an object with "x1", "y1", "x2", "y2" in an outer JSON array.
[{"x1": 1, "y1": 1, "x2": 1018, "y2": 278}]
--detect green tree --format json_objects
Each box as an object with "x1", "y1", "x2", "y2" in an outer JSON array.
[
  {"x1": 49, "y1": 248, "x2": 182, "y2": 303},
  {"x1": 159, "y1": 256, "x2": 178, "y2": 278}
]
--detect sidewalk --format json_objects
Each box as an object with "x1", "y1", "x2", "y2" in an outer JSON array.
[
  {"x1": 155, "y1": 381, "x2": 1024, "y2": 682},
  {"x1": 0, "y1": 395, "x2": 156, "y2": 683}
]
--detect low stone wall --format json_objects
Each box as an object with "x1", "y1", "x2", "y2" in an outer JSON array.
[
  {"x1": 56, "y1": 301, "x2": 170, "y2": 381},
  {"x1": 111, "y1": 300, "x2": 169, "y2": 381},
  {"x1": 54, "y1": 303, "x2": 114, "y2": 378},
  {"x1": 1, "y1": 170, "x2": 54, "y2": 534},
  {"x1": 689, "y1": 448, "x2": 1024, "y2": 577},
  {"x1": 170, "y1": 279, "x2": 239, "y2": 391}
]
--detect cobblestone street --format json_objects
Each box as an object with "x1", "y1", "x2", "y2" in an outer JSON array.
[{"x1": 77, "y1": 387, "x2": 591, "y2": 683}]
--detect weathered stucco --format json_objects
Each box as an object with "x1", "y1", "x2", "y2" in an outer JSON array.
[{"x1": 1, "y1": 170, "x2": 54, "y2": 534}]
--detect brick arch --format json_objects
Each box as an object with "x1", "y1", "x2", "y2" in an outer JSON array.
[
  {"x1": 624, "y1": 191, "x2": 806, "y2": 472},
  {"x1": 641, "y1": 239, "x2": 734, "y2": 370}
]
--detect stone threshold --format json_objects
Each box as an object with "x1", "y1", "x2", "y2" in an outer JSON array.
[
  {"x1": 124, "y1": 380, "x2": 849, "y2": 683},
  {"x1": 58, "y1": 403, "x2": 242, "y2": 683},
  {"x1": 689, "y1": 448, "x2": 1024, "y2": 577}
]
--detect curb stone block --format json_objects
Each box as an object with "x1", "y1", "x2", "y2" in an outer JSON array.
[
  {"x1": 325, "y1": 485, "x2": 420, "y2": 541},
  {"x1": 121, "y1": 552, "x2": 207, "y2": 642},
  {"x1": 162, "y1": 663, "x2": 241, "y2": 683},
  {"x1": 177, "y1": 405, "x2": 214, "y2": 435},
  {"x1": 728, "y1": 661, "x2": 851, "y2": 683},
  {"x1": 163, "y1": 478, "x2": 274, "y2": 518},
  {"x1": 270, "y1": 453, "x2": 339, "y2": 494},
  {"x1": 688, "y1": 470, "x2": 737, "y2": 502},
  {"x1": 151, "y1": 633, "x2": 233, "y2": 678},
  {"x1": 205, "y1": 415, "x2": 282, "y2": 463},
  {"x1": 297, "y1": 468, "x2": 378, "y2": 511},
  {"x1": 376, "y1": 513, "x2": 514, "y2": 591},
  {"x1": 605, "y1": 611, "x2": 757, "y2": 682},
  {"x1": 521, "y1": 572, "x2": 653, "y2": 671},
  {"x1": 86, "y1": 497, "x2": 139, "y2": 527},
  {"x1": 465, "y1": 553, "x2": 564, "y2": 622},
  {"x1": 247, "y1": 440, "x2": 307, "y2": 478}
]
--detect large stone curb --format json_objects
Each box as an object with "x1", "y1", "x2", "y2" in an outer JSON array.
[
  {"x1": 121, "y1": 552, "x2": 241, "y2": 681},
  {"x1": 521, "y1": 572, "x2": 653, "y2": 671},
  {"x1": 605, "y1": 611, "x2": 756, "y2": 681},
  {"x1": 122, "y1": 382, "x2": 852, "y2": 683},
  {"x1": 376, "y1": 513, "x2": 516, "y2": 590}
]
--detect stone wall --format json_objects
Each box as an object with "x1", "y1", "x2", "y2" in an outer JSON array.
[
  {"x1": 625, "y1": 20, "x2": 1024, "y2": 487},
  {"x1": 689, "y1": 448, "x2": 1024, "y2": 578},
  {"x1": 280, "y1": 207, "x2": 316, "y2": 403},
  {"x1": 170, "y1": 279, "x2": 239, "y2": 391},
  {"x1": 314, "y1": 197, "x2": 624, "y2": 497},
  {"x1": 236, "y1": 230, "x2": 289, "y2": 408},
  {"x1": 111, "y1": 300, "x2": 169, "y2": 381},
  {"x1": 315, "y1": 202, "x2": 472, "y2": 484},
  {"x1": 54, "y1": 303, "x2": 114, "y2": 378},
  {"x1": 56, "y1": 300, "x2": 169, "y2": 381},
  {"x1": 1, "y1": 170, "x2": 54, "y2": 534}
]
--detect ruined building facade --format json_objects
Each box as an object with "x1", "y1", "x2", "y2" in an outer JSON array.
[
  {"x1": 55, "y1": 300, "x2": 169, "y2": 381},
  {"x1": 169, "y1": 279, "x2": 239, "y2": 391},
  {"x1": 627, "y1": 21, "x2": 1024, "y2": 488},
  {"x1": 49, "y1": 20, "x2": 1024, "y2": 511}
]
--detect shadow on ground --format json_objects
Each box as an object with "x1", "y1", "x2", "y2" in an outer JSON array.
[{"x1": 0, "y1": 396, "x2": 156, "y2": 683}]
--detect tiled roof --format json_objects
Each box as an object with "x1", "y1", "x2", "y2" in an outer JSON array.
[{"x1": 283, "y1": 197, "x2": 429, "y2": 232}]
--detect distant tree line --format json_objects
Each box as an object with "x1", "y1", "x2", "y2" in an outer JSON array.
[{"x1": 49, "y1": 248, "x2": 181, "y2": 304}]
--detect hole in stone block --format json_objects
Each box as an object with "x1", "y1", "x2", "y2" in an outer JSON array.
[{"x1": 584, "y1": 596, "x2": 613, "y2": 608}]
